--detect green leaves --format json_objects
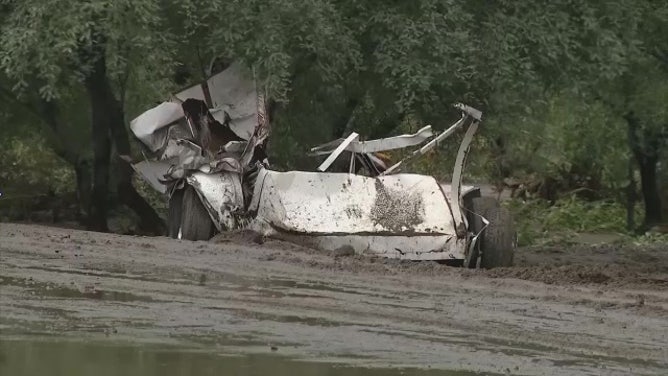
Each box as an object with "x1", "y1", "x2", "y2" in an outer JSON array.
[
  {"x1": 197, "y1": 0, "x2": 361, "y2": 101},
  {"x1": 1, "y1": 0, "x2": 666, "y2": 206},
  {"x1": 0, "y1": 0, "x2": 177, "y2": 103}
]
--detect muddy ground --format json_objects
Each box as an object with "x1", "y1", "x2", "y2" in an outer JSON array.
[{"x1": 1, "y1": 222, "x2": 667, "y2": 375}]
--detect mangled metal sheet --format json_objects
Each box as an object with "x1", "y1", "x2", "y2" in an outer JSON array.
[
  {"x1": 222, "y1": 141, "x2": 248, "y2": 153},
  {"x1": 128, "y1": 94, "x2": 489, "y2": 262},
  {"x1": 131, "y1": 159, "x2": 174, "y2": 194},
  {"x1": 309, "y1": 125, "x2": 434, "y2": 156},
  {"x1": 188, "y1": 171, "x2": 244, "y2": 232},
  {"x1": 130, "y1": 102, "x2": 184, "y2": 152},
  {"x1": 275, "y1": 233, "x2": 467, "y2": 260},
  {"x1": 441, "y1": 184, "x2": 478, "y2": 202},
  {"x1": 248, "y1": 168, "x2": 469, "y2": 260},
  {"x1": 316, "y1": 132, "x2": 359, "y2": 172},
  {"x1": 126, "y1": 61, "x2": 268, "y2": 240},
  {"x1": 130, "y1": 63, "x2": 261, "y2": 152},
  {"x1": 173, "y1": 62, "x2": 259, "y2": 141},
  {"x1": 205, "y1": 63, "x2": 260, "y2": 141}
]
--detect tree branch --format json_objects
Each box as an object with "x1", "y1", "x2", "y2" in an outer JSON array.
[
  {"x1": 0, "y1": 84, "x2": 44, "y2": 121},
  {"x1": 0, "y1": 83, "x2": 79, "y2": 164}
]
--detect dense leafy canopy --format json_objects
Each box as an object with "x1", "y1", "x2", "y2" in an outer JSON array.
[{"x1": 1, "y1": 0, "x2": 667, "y2": 230}]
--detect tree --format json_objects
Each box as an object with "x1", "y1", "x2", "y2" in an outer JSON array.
[
  {"x1": 0, "y1": 75, "x2": 94, "y2": 218},
  {"x1": 466, "y1": 0, "x2": 668, "y2": 229},
  {"x1": 591, "y1": 1, "x2": 668, "y2": 228},
  {"x1": 2, "y1": 0, "x2": 666, "y2": 233},
  {"x1": 1, "y1": 0, "x2": 176, "y2": 233},
  {"x1": 621, "y1": 63, "x2": 668, "y2": 228}
]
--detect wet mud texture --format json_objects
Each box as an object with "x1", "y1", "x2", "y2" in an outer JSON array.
[{"x1": 1, "y1": 223, "x2": 667, "y2": 375}]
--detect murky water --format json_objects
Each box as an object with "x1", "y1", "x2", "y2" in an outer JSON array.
[{"x1": 0, "y1": 338, "x2": 480, "y2": 376}]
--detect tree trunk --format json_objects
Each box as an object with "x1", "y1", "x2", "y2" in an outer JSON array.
[
  {"x1": 110, "y1": 108, "x2": 167, "y2": 236},
  {"x1": 625, "y1": 157, "x2": 636, "y2": 231},
  {"x1": 637, "y1": 154, "x2": 662, "y2": 227},
  {"x1": 38, "y1": 98, "x2": 93, "y2": 225},
  {"x1": 82, "y1": 37, "x2": 166, "y2": 235},
  {"x1": 84, "y1": 57, "x2": 112, "y2": 232},
  {"x1": 74, "y1": 158, "x2": 93, "y2": 222},
  {"x1": 625, "y1": 115, "x2": 637, "y2": 231},
  {"x1": 625, "y1": 112, "x2": 663, "y2": 229}
]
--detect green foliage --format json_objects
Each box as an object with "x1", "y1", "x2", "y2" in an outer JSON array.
[
  {"x1": 482, "y1": 93, "x2": 631, "y2": 195},
  {"x1": 506, "y1": 197, "x2": 636, "y2": 246},
  {"x1": 0, "y1": 0, "x2": 177, "y2": 101},
  {"x1": 133, "y1": 175, "x2": 167, "y2": 217},
  {"x1": 1, "y1": 0, "x2": 667, "y2": 236},
  {"x1": 624, "y1": 232, "x2": 668, "y2": 246},
  {"x1": 0, "y1": 134, "x2": 74, "y2": 196},
  {"x1": 176, "y1": 0, "x2": 361, "y2": 102},
  {"x1": 623, "y1": 62, "x2": 668, "y2": 149}
]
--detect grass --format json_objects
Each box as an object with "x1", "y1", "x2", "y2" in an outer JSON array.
[{"x1": 504, "y1": 196, "x2": 639, "y2": 246}]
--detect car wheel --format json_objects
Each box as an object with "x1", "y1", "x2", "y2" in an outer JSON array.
[
  {"x1": 479, "y1": 204, "x2": 516, "y2": 269},
  {"x1": 464, "y1": 196, "x2": 499, "y2": 268},
  {"x1": 167, "y1": 189, "x2": 184, "y2": 239},
  {"x1": 180, "y1": 185, "x2": 215, "y2": 241}
]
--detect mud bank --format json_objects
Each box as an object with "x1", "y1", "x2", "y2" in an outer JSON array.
[{"x1": 1, "y1": 223, "x2": 667, "y2": 375}]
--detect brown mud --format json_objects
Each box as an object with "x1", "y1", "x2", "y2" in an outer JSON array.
[{"x1": 1, "y1": 223, "x2": 667, "y2": 375}]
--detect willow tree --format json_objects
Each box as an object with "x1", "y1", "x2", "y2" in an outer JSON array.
[
  {"x1": 3, "y1": 0, "x2": 665, "y2": 231},
  {"x1": 1, "y1": 0, "x2": 177, "y2": 233}
]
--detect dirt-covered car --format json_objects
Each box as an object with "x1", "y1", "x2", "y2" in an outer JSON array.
[{"x1": 129, "y1": 63, "x2": 517, "y2": 268}]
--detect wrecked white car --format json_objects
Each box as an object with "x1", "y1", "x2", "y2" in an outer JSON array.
[{"x1": 129, "y1": 63, "x2": 517, "y2": 269}]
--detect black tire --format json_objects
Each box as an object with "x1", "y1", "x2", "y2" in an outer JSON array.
[
  {"x1": 180, "y1": 186, "x2": 215, "y2": 241},
  {"x1": 464, "y1": 196, "x2": 500, "y2": 268},
  {"x1": 167, "y1": 189, "x2": 184, "y2": 239},
  {"x1": 479, "y1": 205, "x2": 516, "y2": 269}
]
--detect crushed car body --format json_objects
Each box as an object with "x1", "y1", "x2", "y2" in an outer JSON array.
[
  {"x1": 248, "y1": 169, "x2": 480, "y2": 260},
  {"x1": 129, "y1": 63, "x2": 517, "y2": 268}
]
